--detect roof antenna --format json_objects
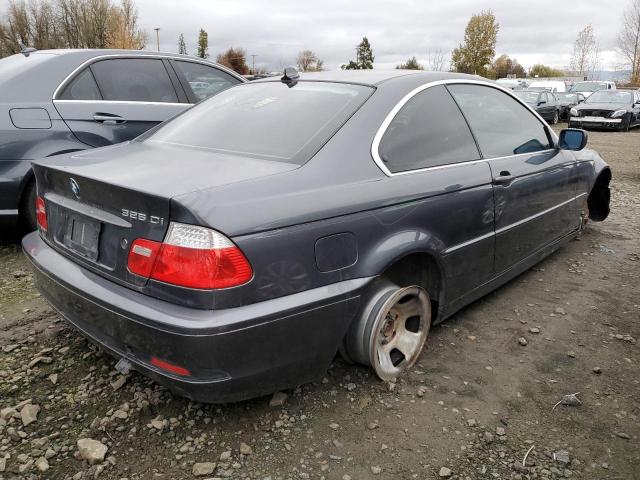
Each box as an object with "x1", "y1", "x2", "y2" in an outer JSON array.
[
  {"x1": 18, "y1": 42, "x2": 37, "y2": 57},
  {"x1": 281, "y1": 67, "x2": 299, "y2": 88}
]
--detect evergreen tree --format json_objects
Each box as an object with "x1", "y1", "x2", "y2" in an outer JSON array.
[
  {"x1": 396, "y1": 56, "x2": 424, "y2": 70},
  {"x1": 178, "y1": 33, "x2": 187, "y2": 55},
  {"x1": 342, "y1": 37, "x2": 374, "y2": 69},
  {"x1": 197, "y1": 29, "x2": 208, "y2": 58}
]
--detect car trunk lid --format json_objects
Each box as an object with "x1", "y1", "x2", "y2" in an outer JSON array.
[{"x1": 32, "y1": 140, "x2": 298, "y2": 291}]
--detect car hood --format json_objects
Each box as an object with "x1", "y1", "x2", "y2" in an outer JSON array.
[
  {"x1": 37, "y1": 140, "x2": 299, "y2": 198},
  {"x1": 576, "y1": 102, "x2": 629, "y2": 111}
]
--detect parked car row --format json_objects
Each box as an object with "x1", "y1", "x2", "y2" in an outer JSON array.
[
  {"x1": 0, "y1": 49, "x2": 245, "y2": 230},
  {"x1": 19, "y1": 66, "x2": 612, "y2": 402}
]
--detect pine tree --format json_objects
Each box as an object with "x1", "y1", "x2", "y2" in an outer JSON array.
[
  {"x1": 178, "y1": 33, "x2": 187, "y2": 55},
  {"x1": 196, "y1": 29, "x2": 208, "y2": 58},
  {"x1": 396, "y1": 56, "x2": 424, "y2": 70},
  {"x1": 342, "y1": 37, "x2": 374, "y2": 70}
]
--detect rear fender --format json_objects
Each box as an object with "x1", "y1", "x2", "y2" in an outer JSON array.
[{"x1": 361, "y1": 228, "x2": 447, "y2": 316}]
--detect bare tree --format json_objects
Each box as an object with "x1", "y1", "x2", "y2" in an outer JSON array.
[
  {"x1": 106, "y1": 0, "x2": 146, "y2": 49},
  {"x1": 296, "y1": 50, "x2": 323, "y2": 72},
  {"x1": 618, "y1": 0, "x2": 640, "y2": 83},
  {"x1": 426, "y1": 48, "x2": 447, "y2": 71},
  {"x1": 0, "y1": 0, "x2": 146, "y2": 56},
  {"x1": 570, "y1": 24, "x2": 600, "y2": 77}
]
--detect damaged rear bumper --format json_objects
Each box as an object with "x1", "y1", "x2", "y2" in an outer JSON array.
[{"x1": 23, "y1": 231, "x2": 367, "y2": 403}]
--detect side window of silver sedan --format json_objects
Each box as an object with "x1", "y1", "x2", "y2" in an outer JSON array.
[
  {"x1": 173, "y1": 61, "x2": 240, "y2": 102},
  {"x1": 447, "y1": 84, "x2": 551, "y2": 157},
  {"x1": 378, "y1": 85, "x2": 480, "y2": 173}
]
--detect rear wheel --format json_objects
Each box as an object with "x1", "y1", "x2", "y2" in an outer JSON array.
[
  {"x1": 551, "y1": 110, "x2": 559, "y2": 125},
  {"x1": 342, "y1": 279, "x2": 431, "y2": 380},
  {"x1": 20, "y1": 180, "x2": 37, "y2": 232}
]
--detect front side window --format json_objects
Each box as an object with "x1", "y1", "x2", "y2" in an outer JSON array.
[
  {"x1": 90, "y1": 59, "x2": 178, "y2": 103},
  {"x1": 148, "y1": 81, "x2": 372, "y2": 164},
  {"x1": 58, "y1": 68, "x2": 101, "y2": 100},
  {"x1": 378, "y1": 85, "x2": 480, "y2": 173},
  {"x1": 174, "y1": 61, "x2": 240, "y2": 101},
  {"x1": 448, "y1": 84, "x2": 551, "y2": 158}
]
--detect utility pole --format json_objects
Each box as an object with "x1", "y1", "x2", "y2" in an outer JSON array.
[
  {"x1": 251, "y1": 54, "x2": 257, "y2": 75},
  {"x1": 154, "y1": 28, "x2": 160, "y2": 52}
]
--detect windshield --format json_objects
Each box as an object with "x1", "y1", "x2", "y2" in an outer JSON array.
[
  {"x1": 555, "y1": 93, "x2": 578, "y2": 102},
  {"x1": 570, "y1": 82, "x2": 606, "y2": 92},
  {"x1": 148, "y1": 81, "x2": 373, "y2": 164},
  {"x1": 513, "y1": 91, "x2": 540, "y2": 103},
  {"x1": 586, "y1": 90, "x2": 632, "y2": 103}
]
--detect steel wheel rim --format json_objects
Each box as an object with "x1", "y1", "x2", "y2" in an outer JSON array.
[{"x1": 368, "y1": 286, "x2": 430, "y2": 380}]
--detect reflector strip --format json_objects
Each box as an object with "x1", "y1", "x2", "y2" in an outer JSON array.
[{"x1": 150, "y1": 357, "x2": 191, "y2": 376}]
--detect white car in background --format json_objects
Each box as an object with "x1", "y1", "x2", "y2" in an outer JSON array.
[
  {"x1": 569, "y1": 81, "x2": 616, "y2": 98},
  {"x1": 528, "y1": 80, "x2": 567, "y2": 92},
  {"x1": 496, "y1": 78, "x2": 528, "y2": 90}
]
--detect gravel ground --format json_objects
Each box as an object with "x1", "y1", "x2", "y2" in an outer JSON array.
[{"x1": 1, "y1": 124, "x2": 639, "y2": 480}]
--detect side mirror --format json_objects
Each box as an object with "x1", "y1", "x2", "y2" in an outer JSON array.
[
  {"x1": 558, "y1": 128, "x2": 588, "y2": 151},
  {"x1": 538, "y1": 100, "x2": 546, "y2": 106}
]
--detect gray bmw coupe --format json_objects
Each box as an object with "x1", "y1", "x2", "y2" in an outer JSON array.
[{"x1": 23, "y1": 69, "x2": 611, "y2": 403}]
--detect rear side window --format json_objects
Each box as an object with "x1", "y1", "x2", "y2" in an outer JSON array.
[
  {"x1": 90, "y1": 59, "x2": 178, "y2": 103},
  {"x1": 448, "y1": 84, "x2": 551, "y2": 158},
  {"x1": 173, "y1": 61, "x2": 240, "y2": 101},
  {"x1": 379, "y1": 85, "x2": 480, "y2": 173},
  {"x1": 59, "y1": 68, "x2": 101, "y2": 100},
  {"x1": 148, "y1": 81, "x2": 372, "y2": 165}
]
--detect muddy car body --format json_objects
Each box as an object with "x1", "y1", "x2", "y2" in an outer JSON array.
[{"x1": 23, "y1": 71, "x2": 611, "y2": 402}]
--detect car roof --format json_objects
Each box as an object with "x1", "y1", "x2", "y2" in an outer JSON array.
[
  {"x1": 254, "y1": 70, "x2": 482, "y2": 86},
  {"x1": 0, "y1": 49, "x2": 244, "y2": 102},
  {"x1": 31, "y1": 48, "x2": 208, "y2": 60}
]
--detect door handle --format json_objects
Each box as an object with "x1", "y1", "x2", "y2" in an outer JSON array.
[
  {"x1": 492, "y1": 171, "x2": 514, "y2": 186},
  {"x1": 93, "y1": 114, "x2": 126, "y2": 125}
]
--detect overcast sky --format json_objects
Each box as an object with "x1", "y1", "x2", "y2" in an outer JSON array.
[
  {"x1": 1, "y1": 0, "x2": 627, "y2": 71},
  {"x1": 137, "y1": 0, "x2": 627, "y2": 71}
]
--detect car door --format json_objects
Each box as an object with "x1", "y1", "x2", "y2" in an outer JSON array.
[
  {"x1": 448, "y1": 84, "x2": 580, "y2": 273},
  {"x1": 169, "y1": 60, "x2": 243, "y2": 103},
  {"x1": 53, "y1": 57, "x2": 189, "y2": 148},
  {"x1": 541, "y1": 92, "x2": 555, "y2": 121},
  {"x1": 376, "y1": 84, "x2": 495, "y2": 302},
  {"x1": 633, "y1": 91, "x2": 640, "y2": 125}
]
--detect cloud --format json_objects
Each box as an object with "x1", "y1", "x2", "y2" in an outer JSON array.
[{"x1": 3, "y1": 0, "x2": 624, "y2": 70}]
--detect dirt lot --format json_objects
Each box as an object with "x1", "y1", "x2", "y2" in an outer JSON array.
[{"x1": 1, "y1": 125, "x2": 639, "y2": 480}]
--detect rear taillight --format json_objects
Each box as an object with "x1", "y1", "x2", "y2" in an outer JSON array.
[
  {"x1": 127, "y1": 223, "x2": 253, "y2": 289},
  {"x1": 35, "y1": 196, "x2": 48, "y2": 231}
]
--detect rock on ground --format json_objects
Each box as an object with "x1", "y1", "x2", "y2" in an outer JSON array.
[
  {"x1": 77, "y1": 438, "x2": 108, "y2": 465},
  {"x1": 192, "y1": 462, "x2": 216, "y2": 476}
]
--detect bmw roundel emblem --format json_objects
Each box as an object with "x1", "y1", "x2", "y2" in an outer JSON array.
[{"x1": 69, "y1": 178, "x2": 80, "y2": 199}]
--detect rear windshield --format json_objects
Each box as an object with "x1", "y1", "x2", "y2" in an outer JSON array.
[
  {"x1": 513, "y1": 91, "x2": 539, "y2": 103},
  {"x1": 148, "y1": 81, "x2": 373, "y2": 164}
]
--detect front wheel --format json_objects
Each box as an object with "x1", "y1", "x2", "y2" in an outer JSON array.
[
  {"x1": 551, "y1": 110, "x2": 559, "y2": 125},
  {"x1": 622, "y1": 117, "x2": 631, "y2": 132},
  {"x1": 342, "y1": 280, "x2": 431, "y2": 381}
]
